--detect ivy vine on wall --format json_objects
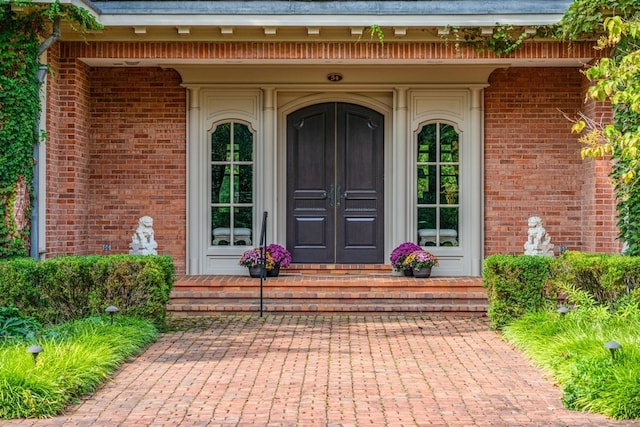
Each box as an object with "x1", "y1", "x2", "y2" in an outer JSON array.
[
  {"x1": 440, "y1": 24, "x2": 536, "y2": 56},
  {"x1": 0, "y1": 6, "x2": 41, "y2": 257},
  {"x1": 0, "y1": 1, "x2": 101, "y2": 258}
]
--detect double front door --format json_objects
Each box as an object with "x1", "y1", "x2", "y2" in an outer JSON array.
[{"x1": 286, "y1": 102, "x2": 384, "y2": 263}]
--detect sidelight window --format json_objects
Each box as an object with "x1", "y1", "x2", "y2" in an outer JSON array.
[
  {"x1": 416, "y1": 122, "x2": 459, "y2": 247},
  {"x1": 210, "y1": 122, "x2": 254, "y2": 246}
]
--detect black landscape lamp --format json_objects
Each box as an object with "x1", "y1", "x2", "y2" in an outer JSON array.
[
  {"x1": 105, "y1": 305, "x2": 119, "y2": 325},
  {"x1": 604, "y1": 340, "x2": 621, "y2": 360},
  {"x1": 27, "y1": 345, "x2": 43, "y2": 364}
]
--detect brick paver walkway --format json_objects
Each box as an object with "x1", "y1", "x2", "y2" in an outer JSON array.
[{"x1": 7, "y1": 315, "x2": 636, "y2": 426}]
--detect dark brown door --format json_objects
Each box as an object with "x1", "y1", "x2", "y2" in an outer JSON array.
[{"x1": 286, "y1": 102, "x2": 384, "y2": 263}]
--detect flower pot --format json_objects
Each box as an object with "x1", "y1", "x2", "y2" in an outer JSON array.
[
  {"x1": 413, "y1": 266, "x2": 432, "y2": 278},
  {"x1": 267, "y1": 264, "x2": 281, "y2": 277},
  {"x1": 248, "y1": 265, "x2": 265, "y2": 278},
  {"x1": 403, "y1": 268, "x2": 414, "y2": 277}
]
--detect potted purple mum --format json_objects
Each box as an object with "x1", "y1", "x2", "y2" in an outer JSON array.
[
  {"x1": 402, "y1": 249, "x2": 438, "y2": 278},
  {"x1": 390, "y1": 242, "x2": 422, "y2": 275},
  {"x1": 265, "y1": 243, "x2": 291, "y2": 276},
  {"x1": 239, "y1": 244, "x2": 291, "y2": 278}
]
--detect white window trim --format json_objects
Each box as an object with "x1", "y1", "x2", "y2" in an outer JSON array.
[
  {"x1": 408, "y1": 88, "x2": 484, "y2": 276},
  {"x1": 186, "y1": 88, "x2": 263, "y2": 275}
]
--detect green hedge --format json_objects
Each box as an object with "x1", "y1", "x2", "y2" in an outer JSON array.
[
  {"x1": 483, "y1": 254, "x2": 558, "y2": 329},
  {"x1": 483, "y1": 251, "x2": 640, "y2": 329},
  {"x1": 557, "y1": 251, "x2": 640, "y2": 303},
  {"x1": 0, "y1": 258, "x2": 40, "y2": 314},
  {"x1": 0, "y1": 255, "x2": 174, "y2": 326}
]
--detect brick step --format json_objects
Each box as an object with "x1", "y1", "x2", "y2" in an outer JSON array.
[
  {"x1": 172, "y1": 275, "x2": 483, "y2": 291},
  {"x1": 171, "y1": 290, "x2": 487, "y2": 301},
  {"x1": 168, "y1": 273, "x2": 487, "y2": 316},
  {"x1": 172, "y1": 287, "x2": 483, "y2": 295},
  {"x1": 168, "y1": 302, "x2": 488, "y2": 316}
]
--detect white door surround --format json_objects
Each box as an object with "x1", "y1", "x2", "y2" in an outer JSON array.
[{"x1": 178, "y1": 64, "x2": 490, "y2": 276}]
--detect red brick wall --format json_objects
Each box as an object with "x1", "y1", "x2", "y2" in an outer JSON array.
[
  {"x1": 45, "y1": 49, "x2": 187, "y2": 271},
  {"x1": 87, "y1": 67, "x2": 187, "y2": 273},
  {"x1": 578, "y1": 93, "x2": 620, "y2": 253},
  {"x1": 46, "y1": 45, "x2": 92, "y2": 255},
  {"x1": 484, "y1": 67, "x2": 586, "y2": 256}
]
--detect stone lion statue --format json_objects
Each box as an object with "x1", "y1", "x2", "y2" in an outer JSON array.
[
  {"x1": 524, "y1": 216, "x2": 554, "y2": 256},
  {"x1": 129, "y1": 216, "x2": 158, "y2": 255}
]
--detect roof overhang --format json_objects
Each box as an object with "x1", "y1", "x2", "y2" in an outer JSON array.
[
  {"x1": 49, "y1": 0, "x2": 575, "y2": 43},
  {"x1": 41, "y1": 0, "x2": 592, "y2": 68}
]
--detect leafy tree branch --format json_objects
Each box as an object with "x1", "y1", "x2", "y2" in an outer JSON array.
[{"x1": 566, "y1": 8, "x2": 640, "y2": 254}]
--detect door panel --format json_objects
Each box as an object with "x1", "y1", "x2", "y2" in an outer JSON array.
[
  {"x1": 287, "y1": 104, "x2": 335, "y2": 263},
  {"x1": 287, "y1": 102, "x2": 384, "y2": 263},
  {"x1": 335, "y1": 103, "x2": 384, "y2": 262}
]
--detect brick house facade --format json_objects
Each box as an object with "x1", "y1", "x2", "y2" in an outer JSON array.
[{"x1": 36, "y1": 1, "x2": 620, "y2": 276}]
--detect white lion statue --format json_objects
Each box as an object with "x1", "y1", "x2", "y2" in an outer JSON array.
[
  {"x1": 524, "y1": 216, "x2": 554, "y2": 256},
  {"x1": 129, "y1": 216, "x2": 158, "y2": 255}
]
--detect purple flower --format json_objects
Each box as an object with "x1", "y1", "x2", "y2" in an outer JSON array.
[
  {"x1": 266, "y1": 244, "x2": 292, "y2": 267},
  {"x1": 389, "y1": 242, "x2": 422, "y2": 271},
  {"x1": 238, "y1": 247, "x2": 269, "y2": 268},
  {"x1": 239, "y1": 244, "x2": 292, "y2": 268},
  {"x1": 403, "y1": 249, "x2": 438, "y2": 268}
]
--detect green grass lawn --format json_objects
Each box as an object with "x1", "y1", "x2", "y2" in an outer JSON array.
[
  {"x1": 503, "y1": 301, "x2": 640, "y2": 420},
  {"x1": 0, "y1": 315, "x2": 157, "y2": 419}
]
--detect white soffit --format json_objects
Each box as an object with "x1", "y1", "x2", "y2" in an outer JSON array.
[{"x1": 96, "y1": 14, "x2": 565, "y2": 28}]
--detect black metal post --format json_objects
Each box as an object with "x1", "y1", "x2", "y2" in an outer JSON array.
[{"x1": 259, "y1": 211, "x2": 268, "y2": 317}]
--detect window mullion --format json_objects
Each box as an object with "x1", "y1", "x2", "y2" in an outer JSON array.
[{"x1": 229, "y1": 122, "x2": 236, "y2": 244}]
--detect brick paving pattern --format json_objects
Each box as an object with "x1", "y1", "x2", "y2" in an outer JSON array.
[{"x1": 7, "y1": 315, "x2": 637, "y2": 427}]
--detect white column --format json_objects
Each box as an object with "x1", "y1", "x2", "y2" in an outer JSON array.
[
  {"x1": 470, "y1": 86, "x2": 484, "y2": 276},
  {"x1": 261, "y1": 87, "x2": 276, "y2": 242},
  {"x1": 186, "y1": 86, "x2": 201, "y2": 274},
  {"x1": 394, "y1": 87, "x2": 409, "y2": 248}
]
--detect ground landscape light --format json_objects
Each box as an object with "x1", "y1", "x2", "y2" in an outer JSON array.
[
  {"x1": 557, "y1": 306, "x2": 570, "y2": 316},
  {"x1": 604, "y1": 340, "x2": 622, "y2": 360},
  {"x1": 26, "y1": 345, "x2": 43, "y2": 364},
  {"x1": 106, "y1": 305, "x2": 119, "y2": 325}
]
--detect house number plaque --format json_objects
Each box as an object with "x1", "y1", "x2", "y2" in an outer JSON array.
[{"x1": 327, "y1": 73, "x2": 343, "y2": 82}]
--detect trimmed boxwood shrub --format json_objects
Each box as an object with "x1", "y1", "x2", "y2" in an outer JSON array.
[
  {"x1": 0, "y1": 258, "x2": 41, "y2": 315},
  {"x1": 484, "y1": 251, "x2": 640, "y2": 330},
  {"x1": 483, "y1": 254, "x2": 558, "y2": 330},
  {"x1": 0, "y1": 255, "x2": 174, "y2": 326},
  {"x1": 558, "y1": 251, "x2": 640, "y2": 304}
]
